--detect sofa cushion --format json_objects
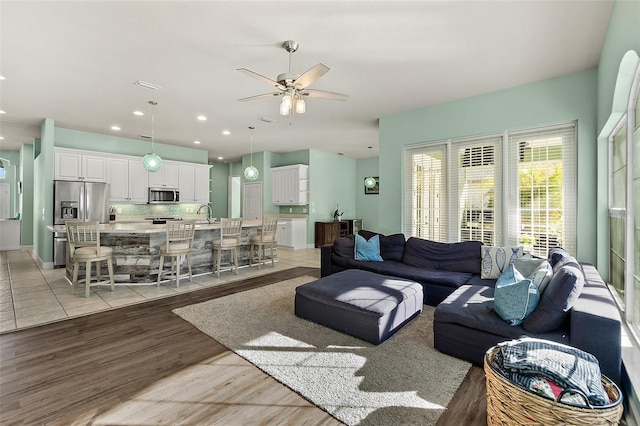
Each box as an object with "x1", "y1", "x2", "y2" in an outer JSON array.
[
  {"x1": 354, "y1": 234, "x2": 383, "y2": 262},
  {"x1": 480, "y1": 245, "x2": 525, "y2": 279},
  {"x1": 402, "y1": 237, "x2": 483, "y2": 274},
  {"x1": 434, "y1": 285, "x2": 536, "y2": 339},
  {"x1": 493, "y1": 265, "x2": 540, "y2": 326},
  {"x1": 358, "y1": 260, "x2": 473, "y2": 289},
  {"x1": 358, "y1": 230, "x2": 406, "y2": 261},
  {"x1": 522, "y1": 263, "x2": 585, "y2": 334},
  {"x1": 333, "y1": 235, "x2": 355, "y2": 259}
]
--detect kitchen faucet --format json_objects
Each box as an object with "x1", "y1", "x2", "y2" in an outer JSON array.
[{"x1": 197, "y1": 204, "x2": 213, "y2": 223}]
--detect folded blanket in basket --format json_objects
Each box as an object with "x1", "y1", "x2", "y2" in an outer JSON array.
[{"x1": 495, "y1": 337, "x2": 608, "y2": 406}]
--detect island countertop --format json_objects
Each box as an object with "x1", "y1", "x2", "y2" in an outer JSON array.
[{"x1": 47, "y1": 219, "x2": 262, "y2": 234}]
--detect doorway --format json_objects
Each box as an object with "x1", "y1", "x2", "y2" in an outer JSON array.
[
  {"x1": 229, "y1": 176, "x2": 241, "y2": 218},
  {"x1": 243, "y1": 181, "x2": 262, "y2": 220},
  {"x1": 0, "y1": 183, "x2": 11, "y2": 219}
]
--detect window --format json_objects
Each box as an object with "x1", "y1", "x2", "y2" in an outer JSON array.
[
  {"x1": 403, "y1": 123, "x2": 576, "y2": 256},
  {"x1": 608, "y1": 60, "x2": 640, "y2": 338}
]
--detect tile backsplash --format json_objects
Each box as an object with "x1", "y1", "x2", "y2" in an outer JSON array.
[
  {"x1": 278, "y1": 205, "x2": 308, "y2": 215},
  {"x1": 111, "y1": 203, "x2": 203, "y2": 217}
]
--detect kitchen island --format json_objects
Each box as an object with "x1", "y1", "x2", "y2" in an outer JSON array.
[{"x1": 47, "y1": 220, "x2": 265, "y2": 284}]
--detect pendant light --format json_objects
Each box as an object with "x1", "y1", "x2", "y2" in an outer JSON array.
[
  {"x1": 142, "y1": 100, "x2": 163, "y2": 172},
  {"x1": 244, "y1": 126, "x2": 259, "y2": 181},
  {"x1": 364, "y1": 146, "x2": 377, "y2": 189}
]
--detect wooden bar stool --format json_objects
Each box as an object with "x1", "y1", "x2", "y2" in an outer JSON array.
[
  {"x1": 66, "y1": 221, "x2": 115, "y2": 297},
  {"x1": 157, "y1": 220, "x2": 196, "y2": 288},
  {"x1": 250, "y1": 215, "x2": 278, "y2": 269},
  {"x1": 213, "y1": 218, "x2": 243, "y2": 277}
]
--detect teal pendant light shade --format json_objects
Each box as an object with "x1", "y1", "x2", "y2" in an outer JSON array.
[
  {"x1": 143, "y1": 153, "x2": 163, "y2": 172},
  {"x1": 244, "y1": 165, "x2": 259, "y2": 181},
  {"x1": 364, "y1": 146, "x2": 376, "y2": 188},
  {"x1": 142, "y1": 100, "x2": 163, "y2": 172},
  {"x1": 244, "y1": 126, "x2": 259, "y2": 181},
  {"x1": 364, "y1": 176, "x2": 377, "y2": 189}
]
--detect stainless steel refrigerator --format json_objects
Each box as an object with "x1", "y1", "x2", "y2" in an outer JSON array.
[{"x1": 53, "y1": 180, "x2": 110, "y2": 267}]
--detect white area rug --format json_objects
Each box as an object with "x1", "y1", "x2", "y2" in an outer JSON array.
[{"x1": 173, "y1": 276, "x2": 471, "y2": 425}]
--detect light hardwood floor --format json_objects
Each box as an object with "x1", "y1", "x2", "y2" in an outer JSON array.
[{"x1": 0, "y1": 251, "x2": 487, "y2": 425}]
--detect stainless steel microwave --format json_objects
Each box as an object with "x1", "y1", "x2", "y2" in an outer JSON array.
[{"x1": 148, "y1": 187, "x2": 180, "y2": 204}]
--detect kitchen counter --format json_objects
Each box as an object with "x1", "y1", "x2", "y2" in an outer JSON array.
[
  {"x1": 47, "y1": 219, "x2": 262, "y2": 234},
  {"x1": 47, "y1": 220, "x2": 264, "y2": 284}
]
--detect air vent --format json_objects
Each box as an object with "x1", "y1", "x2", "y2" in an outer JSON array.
[{"x1": 133, "y1": 80, "x2": 161, "y2": 90}]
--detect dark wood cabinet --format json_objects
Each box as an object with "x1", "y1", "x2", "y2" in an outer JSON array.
[
  {"x1": 314, "y1": 222, "x2": 340, "y2": 247},
  {"x1": 314, "y1": 219, "x2": 363, "y2": 247}
]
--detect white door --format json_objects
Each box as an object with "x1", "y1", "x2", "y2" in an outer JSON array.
[
  {"x1": 0, "y1": 183, "x2": 11, "y2": 219},
  {"x1": 243, "y1": 182, "x2": 262, "y2": 220},
  {"x1": 229, "y1": 176, "x2": 241, "y2": 217}
]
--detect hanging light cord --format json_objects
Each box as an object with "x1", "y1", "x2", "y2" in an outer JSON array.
[
  {"x1": 249, "y1": 126, "x2": 255, "y2": 165},
  {"x1": 149, "y1": 100, "x2": 157, "y2": 152}
]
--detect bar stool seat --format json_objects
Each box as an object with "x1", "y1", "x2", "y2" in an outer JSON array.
[
  {"x1": 158, "y1": 221, "x2": 196, "y2": 288},
  {"x1": 66, "y1": 221, "x2": 115, "y2": 298},
  {"x1": 250, "y1": 215, "x2": 278, "y2": 269},
  {"x1": 213, "y1": 218, "x2": 243, "y2": 277}
]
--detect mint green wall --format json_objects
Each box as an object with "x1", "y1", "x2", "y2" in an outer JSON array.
[
  {"x1": 54, "y1": 127, "x2": 208, "y2": 164},
  {"x1": 34, "y1": 119, "x2": 55, "y2": 263},
  {"x1": 379, "y1": 69, "x2": 598, "y2": 263},
  {"x1": 595, "y1": 0, "x2": 640, "y2": 277},
  {"x1": 210, "y1": 162, "x2": 229, "y2": 219},
  {"x1": 272, "y1": 150, "x2": 310, "y2": 167},
  {"x1": 20, "y1": 145, "x2": 34, "y2": 246},
  {"x1": 0, "y1": 150, "x2": 20, "y2": 217},
  {"x1": 308, "y1": 149, "x2": 356, "y2": 244},
  {"x1": 356, "y1": 157, "x2": 380, "y2": 232}
]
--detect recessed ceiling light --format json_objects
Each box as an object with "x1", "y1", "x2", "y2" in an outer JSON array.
[
  {"x1": 193, "y1": 140, "x2": 201, "y2": 144},
  {"x1": 0, "y1": 75, "x2": 5, "y2": 80},
  {"x1": 217, "y1": 156, "x2": 224, "y2": 160},
  {"x1": 0, "y1": 110, "x2": 5, "y2": 114},
  {"x1": 0, "y1": 136, "x2": 4, "y2": 140},
  {"x1": 197, "y1": 115, "x2": 207, "y2": 121},
  {"x1": 133, "y1": 110, "x2": 144, "y2": 116},
  {"x1": 222, "y1": 130, "x2": 231, "y2": 135},
  {"x1": 111, "y1": 125, "x2": 121, "y2": 131}
]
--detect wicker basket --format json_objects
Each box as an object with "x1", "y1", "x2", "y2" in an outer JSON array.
[{"x1": 484, "y1": 345, "x2": 623, "y2": 425}]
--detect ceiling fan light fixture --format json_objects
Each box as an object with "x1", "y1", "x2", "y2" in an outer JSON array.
[
  {"x1": 280, "y1": 96, "x2": 291, "y2": 116},
  {"x1": 295, "y1": 96, "x2": 306, "y2": 114}
]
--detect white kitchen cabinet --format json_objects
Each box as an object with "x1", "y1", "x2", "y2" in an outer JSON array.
[
  {"x1": 148, "y1": 161, "x2": 179, "y2": 188},
  {"x1": 271, "y1": 164, "x2": 309, "y2": 205},
  {"x1": 54, "y1": 149, "x2": 107, "y2": 182},
  {"x1": 178, "y1": 164, "x2": 210, "y2": 204},
  {"x1": 107, "y1": 158, "x2": 149, "y2": 203},
  {"x1": 277, "y1": 218, "x2": 307, "y2": 250}
]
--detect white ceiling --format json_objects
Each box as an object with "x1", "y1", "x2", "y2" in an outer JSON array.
[{"x1": 0, "y1": 1, "x2": 613, "y2": 161}]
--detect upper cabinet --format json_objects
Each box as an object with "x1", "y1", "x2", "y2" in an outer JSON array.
[
  {"x1": 271, "y1": 164, "x2": 309, "y2": 205},
  {"x1": 54, "y1": 149, "x2": 107, "y2": 182},
  {"x1": 179, "y1": 163, "x2": 211, "y2": 204},
  {"x1": 148, "y1": 161, "x2": 179, "y2": 188},
  {"x1": 106, "y1": 158, "x2": 149, "y2": 203}
]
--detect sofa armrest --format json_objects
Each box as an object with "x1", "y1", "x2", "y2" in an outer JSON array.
[
  {"x1": 320, "y1": 244, "x2": 334, "y2": 277},
  {"x1": 569, "y1": 264, "x2": 622, "y2": 384}
]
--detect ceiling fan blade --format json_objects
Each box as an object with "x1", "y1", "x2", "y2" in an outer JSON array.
[
  {"x1": 237, "y1": 68, "x2": 286, "y2": 90},
  {"x1": 302, "y1": 89, "x2": 348, "y2": 101},
  {"x1": 293, "y1": 63, "x2": 330, "y2": 90},
  {"x1": 237, "y1": 92, "x2": 281, "y2": 102}
]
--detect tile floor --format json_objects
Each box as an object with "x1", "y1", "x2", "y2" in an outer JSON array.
[{"x1": 0, "y1": 247, "x2": 320, "y2": 333}]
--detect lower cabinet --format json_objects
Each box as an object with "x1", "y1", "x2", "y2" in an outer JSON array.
[{"x1": 277, "y1": 218, "x2": 307, "y2": 250}]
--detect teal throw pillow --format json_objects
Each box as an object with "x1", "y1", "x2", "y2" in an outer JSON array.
[
  {"x1": 494, "y1": 264, "x2": 540, "y2": 326},
  {"x1": 354, "y1": 234, "x2": 383, "y2": 262}
]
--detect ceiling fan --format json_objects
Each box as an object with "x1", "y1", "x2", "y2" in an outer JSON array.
[{"x1": 237, "y1": 40, "x2": 348, "y2": 121}]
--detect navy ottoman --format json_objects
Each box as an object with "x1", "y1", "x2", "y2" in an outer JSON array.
[{"x1": 294, "y1": 269, "x2": 423, "y2": 344}]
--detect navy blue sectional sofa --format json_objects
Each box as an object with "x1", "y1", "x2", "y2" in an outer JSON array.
[{"x1": 319, "y1": 231, "x2": 622, "y2": 384}]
